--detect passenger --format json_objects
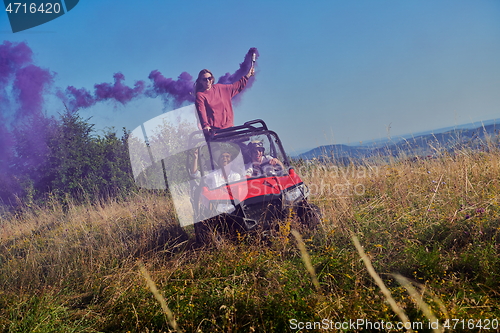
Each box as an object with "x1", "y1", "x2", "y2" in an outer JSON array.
[
  {"x1": 245, "y1": 141, "x2": 284, "y2": 177},
  {"x1": 190, "y1": 149, "x2": 242, "y2": 188},
  {"x1": 194, "y1": 66, "x2": 255, "y2": 133}
]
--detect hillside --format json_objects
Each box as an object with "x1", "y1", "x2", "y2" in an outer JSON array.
[
  {"x1": 298, "y1": 122, "x2": 500, "y2": 161},
  {"x1": 1, "y1": 143, "x2": 499, "y2": 331}
]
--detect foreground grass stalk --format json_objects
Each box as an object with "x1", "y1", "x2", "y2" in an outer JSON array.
[
  {"x1": 393, "y1": 273, "x2": 443, "y2": 333},
  {"x1": 291, "y1": 229, "x2": 321, "y2": 292},
  {"x1": 352, "y1": 235, "x2": 414, "y2": 333},
  {"x1": 138, "y1": 261, "x2": 183, "y2": 333},
  {"x1": 425, "y1": 174, "x2": 444, "y2": 219}
]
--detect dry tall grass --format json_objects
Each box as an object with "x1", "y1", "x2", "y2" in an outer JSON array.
[
  {"x1": 0, "y1": 191, "x2": 185, "y2": 293},
  {"x1": 1, "y1": 143, "x2": 499, "y2": 331}
]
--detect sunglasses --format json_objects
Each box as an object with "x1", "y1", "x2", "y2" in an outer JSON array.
[{"x1": 201, "y1": 77, "x2": 213, "y2": 82}]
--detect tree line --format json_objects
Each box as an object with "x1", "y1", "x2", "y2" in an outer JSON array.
[{"x1": 0, "y1": 111, "x2": 136, "y2": 209}]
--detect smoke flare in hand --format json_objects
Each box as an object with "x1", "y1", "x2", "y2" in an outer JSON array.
[{"x1": 63, "y1": 47, "x2": 259, "y2": 111}]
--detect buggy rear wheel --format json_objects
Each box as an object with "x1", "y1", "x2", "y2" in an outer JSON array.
[
  {"x1": 194, "y1": 217, "x2": 238, "y2": 247},
  {"x1": 195, "y1": 220, "x2": 223, "y2": 247}
]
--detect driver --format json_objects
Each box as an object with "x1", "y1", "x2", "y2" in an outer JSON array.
[{"x1": 245, "y1": 141, "x2": 284, "y2": 177}]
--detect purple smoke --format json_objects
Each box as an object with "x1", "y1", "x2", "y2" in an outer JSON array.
[
  {"x1": 63, "y1": 86, "x2": 96, "y2": 109},
  {"x1": 145, "y1": 47, "x2": 259, "y2": 107},
  {"x1": 217, "y1": 47, "x2": 259, "y2": 105},
  {"x1": 65, "y1": 72, "x2": 146, "y2": 111},
  {"x1": 0, "y1": 41, "x2": 33, "y2": 86},
  {"x1": 147, "y1": 70, "x2": 195, "y2": 107},
  {"x1": 217, "y1": 47, "x2": 259, "y2": 84},
  {"x1": 95, "y1": 72, "x2": 145, "y2": 104},
  {"x1": 0, "y1": 121, "x2": 14, "y2": 172},
  {"x1": 0, "y1": 40, "x2": 55, "y2": 204},
  {"x1": 64, "y1": 47, "x2": 259, "y2": 111},
  {"x1": 0, "y1": 42, "x2": 259, "y2": 204},
  {"x1": 0, "y1": 41, "x2": 30, "y2": 180},
  {"x1": 0, "y1": 41, "x2": 53, "y2": 118},
  {"x1": 13, "y1": 64, "x2": 54, "y2": 119}
]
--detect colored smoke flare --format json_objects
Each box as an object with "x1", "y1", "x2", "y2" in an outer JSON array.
[
  {"x1": 217, "y1": 47, "x2": 259, "y2": 84},
  {"x1": 64, "y1": 47, "x2": 259, "y2": 111},
  {"x1": 217, "y1": 47, "x2": 259, "y2": 105}
]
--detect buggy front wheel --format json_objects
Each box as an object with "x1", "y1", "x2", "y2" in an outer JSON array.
[{"x1": 296, "y1": 202, "x2": 321, "y2": 229}]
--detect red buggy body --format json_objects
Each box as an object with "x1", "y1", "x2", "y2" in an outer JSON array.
[{"x1": 187, "y1": 119, "x2": 320, "y2": 243}]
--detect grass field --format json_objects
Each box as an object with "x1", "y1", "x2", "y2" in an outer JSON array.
[{"x1": 1, "y1": 144, "x2": 499, "y2": 332}]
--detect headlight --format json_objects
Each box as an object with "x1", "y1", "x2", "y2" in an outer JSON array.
[
  {"x1": 284, "y1": 184, "x2": 307, "y2": 203},
  {"x1": 215, "y1": 203, "x2": 235, "y2": 214}
]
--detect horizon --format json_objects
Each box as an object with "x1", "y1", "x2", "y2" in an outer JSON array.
[{"x1": 293, "y1": 116, "x2": 500, "y2": 156}]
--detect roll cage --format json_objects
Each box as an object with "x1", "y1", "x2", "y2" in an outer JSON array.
[{"x1": 187, "y1": 119, "x2": 290, "y2": 180}]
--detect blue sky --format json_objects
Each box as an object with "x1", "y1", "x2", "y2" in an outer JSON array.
[{"x1": 1, "y1": 0, "x2": 499, "y2": 153}]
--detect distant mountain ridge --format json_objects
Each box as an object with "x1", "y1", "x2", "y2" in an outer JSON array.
[{"x1": 297, "y1": 119, "x2": 500, "y2": 161}]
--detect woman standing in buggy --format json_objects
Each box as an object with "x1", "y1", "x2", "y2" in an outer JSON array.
[{"x1": 194, "y1": 65, "x2": 255, "y2": 133}]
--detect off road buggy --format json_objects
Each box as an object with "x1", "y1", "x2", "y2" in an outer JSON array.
[{"x1": 186, "y1": 119, "x2": 321, "y2": 244}]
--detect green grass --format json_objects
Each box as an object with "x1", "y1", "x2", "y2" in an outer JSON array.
[{"x1": 1, "y1": 146, "x2": 500, "y2": 332}]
